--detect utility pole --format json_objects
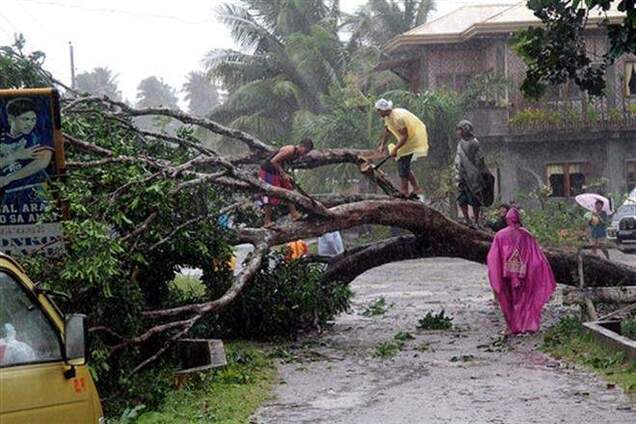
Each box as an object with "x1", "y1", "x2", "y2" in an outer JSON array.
[{"x1": 69, "y1": 41, "x2": 76, "y2": 89}]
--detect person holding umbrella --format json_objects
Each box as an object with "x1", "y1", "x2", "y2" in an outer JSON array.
[
  {"x1": 575, "y1": 194, "x2": 612, "y2": 260},
  {"x1": 586, "y1": 199, "x2": 611, "y2": 260}
]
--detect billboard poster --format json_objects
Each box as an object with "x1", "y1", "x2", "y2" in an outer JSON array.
[{"x1": 0, "y1": 88, "x2": 65, "y2": 256}]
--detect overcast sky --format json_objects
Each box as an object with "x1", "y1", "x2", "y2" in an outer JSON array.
[{"x1": 0, "y1": 0, "x2": 517, "y2": 105}]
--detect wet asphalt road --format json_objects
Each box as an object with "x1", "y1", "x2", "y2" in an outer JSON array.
[{"x1": 254, "y1": 255, "x2": 636, "y2": 424}]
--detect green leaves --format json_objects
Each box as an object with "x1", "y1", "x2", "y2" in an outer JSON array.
[
  {"x1": 361, "y1": 296, "x2": 393, "y2": 316},
  {"x1": 416, "y1": 310, "x2": 453, "y2": 330},
  {"x1": 0, "y1": 35, "x2": 51, "y2": 89},
  {"x1": 346, "y1": 0, "x2": 437, "y2": 47},
  {"x1": 202, "y1": 253, "x2": 352, "y2": 339},
  {"x1": 514, "y1": 0, "x2": 636, "y2": 99}
]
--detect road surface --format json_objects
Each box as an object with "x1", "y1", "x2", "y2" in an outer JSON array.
[{"x1": 254, "y1": 255, "x2": 636, "y2": 424}]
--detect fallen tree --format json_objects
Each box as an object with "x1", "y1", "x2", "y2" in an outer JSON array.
[
  {"x1": 56, "y1": 94, "x2": 636, "y2": 370},
  {"x1": 5, "y1": 48, "x2": 633, "y2": 380}
]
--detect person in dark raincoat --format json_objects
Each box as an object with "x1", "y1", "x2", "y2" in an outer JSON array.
[{"x1": 454, "y1": 120, "x2": 488, "y2": 228}]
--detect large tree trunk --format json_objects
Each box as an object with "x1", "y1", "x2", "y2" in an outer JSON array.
[
  {"x1": 237, "y1": 199, "x2": 636, "y2": 288},
  {"x1": 323, "y1": 233, "x2": 636, "y2": 287}
]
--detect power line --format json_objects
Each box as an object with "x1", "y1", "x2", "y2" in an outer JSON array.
[
  {"x1": 0, "y1": 13, "x2": 13, "y2": 38},
  {"x1": 14, "y1": 0, "x2": 67, "y2": 43},
  {"x1": 0, "y1": 9, "x2": 21, "y2": 36},
  {"x1": 18, "y1": 0, "x2": 215, "y2": 25}
]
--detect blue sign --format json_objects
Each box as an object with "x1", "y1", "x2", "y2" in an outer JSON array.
[{"x1": 0, "y1": 89, "x2": 64, "y2": 255}]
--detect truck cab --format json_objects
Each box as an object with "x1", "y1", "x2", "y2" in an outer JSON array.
[{"x1": 0, "y1": 254, "x2": 104, "y2": 423}]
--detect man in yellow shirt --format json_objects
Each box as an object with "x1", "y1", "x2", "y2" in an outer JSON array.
[{"x1": 375, "y1": 98, "x2": 429, "y2": 196}]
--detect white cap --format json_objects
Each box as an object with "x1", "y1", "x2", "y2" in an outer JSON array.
[{"x1": 374, "y1": 98, "x2": 393, "y2": 111}]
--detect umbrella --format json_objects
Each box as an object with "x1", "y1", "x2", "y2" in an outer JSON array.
[{"x1": 575, "y1": 193, "x2": 612, "y2": 213}]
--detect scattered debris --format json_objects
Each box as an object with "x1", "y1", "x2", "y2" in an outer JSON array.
[
  {"x1": 416, "y1": 342, "x2": 431, "y2": 352},
  {"x1": 450, "y1": 354, "x2": 475, "y2": 363},
  {"x1": 393, "y1": 331, "x2": 415, "y2": 342},
  {"x1": 361, "y1": 297, "x2": 393, "y2": 317},
  {"x1": 373, "y1": 331, "x2": 415, "y2": 359},
  {"x1": 417, "y1": 310, "x2": 453, "y2": 330}
]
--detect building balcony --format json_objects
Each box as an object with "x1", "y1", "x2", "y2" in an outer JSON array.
[
  {"x1": 471, "y1": 99, "x2": 636, "y2": 139},
  {"x1": 507, "y1": 100, "x2": 636, "y2": 136}
]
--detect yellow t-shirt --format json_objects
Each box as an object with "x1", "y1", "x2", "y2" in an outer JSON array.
[{"x1": 384, "y1": 108, "x2": 429, "y2": 160}]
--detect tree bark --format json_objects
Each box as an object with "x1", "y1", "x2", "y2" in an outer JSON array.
[
  {"x1": 234, "y1": 200, "x2": 636, "y2": 287},
  {"x1": 562, "y1": 286, "x2": 636, "y2": 305},
  {"x1": 323, "y1": 233, "x2": 636, "y2": 287}
]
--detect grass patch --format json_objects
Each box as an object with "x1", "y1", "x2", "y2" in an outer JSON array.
[
  {"x1": 347, "y1": 226, "x2": 392, "y2": 249},
  {"x1": 621, "y1": 318, "x2": 636, "y2": 340},
  {"x1": 543, "y1": 316, "x2": 636, "y2": 393},
  {"x1": 416, "y1": 310, "x2": 453, "y2": 330},
  {"x1": 361, "y1": 297, "x2": 393, "y2": 317},
  {"x1": 172, "y1": 274, "x2": 206, "y2": 299},
  {"x1": 115, "y1": 342, "x2": 276, "y2": 423}
]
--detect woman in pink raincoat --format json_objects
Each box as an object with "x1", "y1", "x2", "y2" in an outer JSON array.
[{"x1": 487, "y1": 208, "x2": 557, "y2": 335}]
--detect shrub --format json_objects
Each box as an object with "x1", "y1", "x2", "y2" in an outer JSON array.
[
  {"x1": 200, "y1": 254, "x2": 352, "y2": 339},
  {"x1": 509, "y1": 108, "x2": 562, "y2": 128},
  {"x1": 520, "y1": 190, "x2": 587, "y2": 247},
  {"x1": 543, "y1": 315, "x2": 582, "y2": 349}
]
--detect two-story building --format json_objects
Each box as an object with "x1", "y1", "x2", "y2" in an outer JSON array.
[{"x1": 382, "y1": 2, "x2": 636, "y2": 203}]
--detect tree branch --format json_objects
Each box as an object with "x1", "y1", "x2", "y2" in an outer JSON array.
[{"x1": 143, "y1": 241, "x2": 270, "y2": 319}]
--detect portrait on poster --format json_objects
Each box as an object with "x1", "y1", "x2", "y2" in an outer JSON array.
[{"x1": 0, "y1": 89, "x2": 65, "y2": 255}]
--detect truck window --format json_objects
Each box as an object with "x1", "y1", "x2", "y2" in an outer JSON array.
[{"x1": 0, "y1": 271, "x2": 62, "y2": 367}]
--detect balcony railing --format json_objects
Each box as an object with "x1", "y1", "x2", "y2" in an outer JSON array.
[{"x1": 508, "y1": 98, "x2": 636, "y2": 134}]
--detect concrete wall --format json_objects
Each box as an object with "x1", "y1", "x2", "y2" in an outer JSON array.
[
  {"x1": 481, "y1": 134, "x2": 636, "y2": 203},
  {"x1": 607, "y1": 135, "x2": 636, "y2": 195}
]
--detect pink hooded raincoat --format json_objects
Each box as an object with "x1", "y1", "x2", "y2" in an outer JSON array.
[{"x1": 487, "y1": 209, "x2": 557, "y2": 334}]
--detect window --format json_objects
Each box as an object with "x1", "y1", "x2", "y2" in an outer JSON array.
[
  {"x1": 625, "y1": 62, "x2": 636, "y2": 97},
  {"x1": 546, "y1": 163, "x2": 588, "y2": 197},
  {"x1": 627, "y1": 161, "x2": 636, "y2": 192},
  {"x1": 0, "y1": 272, "x2": 62, "y2": 367}
]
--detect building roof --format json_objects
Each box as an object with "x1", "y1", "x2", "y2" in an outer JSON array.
[
  {"x1": 386, "y1": 1, "x2": 626, "y2": 52},
  {"x1": 403, "y1": 4, "x2": 513, "y2": 37}
]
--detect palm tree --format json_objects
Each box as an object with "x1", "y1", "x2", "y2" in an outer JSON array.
[
  {"x1": 205, "y1": 0, "x2": 345, "y2": 141},
  {"x1": 183, "y1": 71, "x2": 220, "y2": 117},
  {"x1": 75, "y1": 67, "x2": 122, "y2": 101},
  {"x1": 347, "y1": 0, "x2": 436, "y2": 47},
  {"x1": 136, "y1": 76, "x2": 179, "y2": 109},
  {"x1": 135, "y1": 76, "x2": 180, "y2": 132}
]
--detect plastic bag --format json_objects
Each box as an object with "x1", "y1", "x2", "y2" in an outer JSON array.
[{"x1": 318, "y1": 231, "x2": 344, "y2": 257}]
